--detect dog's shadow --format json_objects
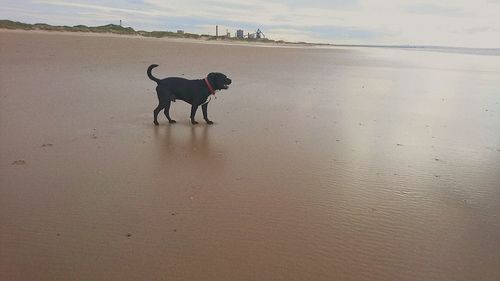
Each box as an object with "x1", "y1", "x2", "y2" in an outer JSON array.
[{"x1": 153, "y1": 123, "x2": 224, "y2": 165}]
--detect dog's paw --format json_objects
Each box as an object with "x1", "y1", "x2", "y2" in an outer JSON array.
[
  {"x1": 206, "y1": 120, "x2": 214, "y2": 125},
  {"x1": 154, "y1": 121, "x2": 159, "y2": 126},
  {"x1": 191, "y1": 120, "x2": 199, "y2": 125},
  {"x1": 169, "y1": 119, "x2": 177, "y2": 123}
]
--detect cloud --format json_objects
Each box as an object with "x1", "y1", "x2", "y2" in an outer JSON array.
[
  {"x1": 457, "y1": 26, "x2": 499, "y2": 35},
  {"x1": 35, "y1": 0, "x2": 165, "y2": 17},
  {"x1": 1, "y1": 0, "x2": 500, "y2": 47},
  {"x1": 403, "y1": 3, "x2": 466, "y2": 16}
]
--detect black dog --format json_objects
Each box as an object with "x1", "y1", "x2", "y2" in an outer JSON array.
[{"x1": 147, "y1": 64, "x2": 232, "y2": 125}]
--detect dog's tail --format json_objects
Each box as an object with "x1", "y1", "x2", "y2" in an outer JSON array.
[{"x1": 147, "y1": 64, "x2": 160, "y2": 83}]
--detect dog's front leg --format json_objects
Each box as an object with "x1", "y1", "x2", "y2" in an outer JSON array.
[
  {"x1": 190, "y1": 105, "x2": 199, "y2": 124},
  {"x1": 202, "y1": 103, "x2": 213, "y2": 124}
]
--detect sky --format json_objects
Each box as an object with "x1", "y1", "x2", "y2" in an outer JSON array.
[{"x1": 1, "y1": 0, "x2": 500, "y2": 47}]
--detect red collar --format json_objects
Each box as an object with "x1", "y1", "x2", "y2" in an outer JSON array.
[{"x1": 204, "y1": 77, "x2": 216, "y2": 95}]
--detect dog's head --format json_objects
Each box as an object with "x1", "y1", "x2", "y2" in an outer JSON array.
[{"x1": 207, "y1": 72, "x2": 232, "y2": 90}]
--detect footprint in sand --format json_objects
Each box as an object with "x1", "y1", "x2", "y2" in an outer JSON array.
[
  {"x1": 41, "y1": 143, "x2": 53, "y2": 147},
  {"x1": 90, "y1": 128, "x2": 98, "y2": 139},
  {"x1": 12, "y1": 160, "x2": 26, "y2": 165}
]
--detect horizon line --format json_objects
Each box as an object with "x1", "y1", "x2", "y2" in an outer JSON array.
[{"x1": 2, "y1": 18, "x2": 500, "y2": 51}]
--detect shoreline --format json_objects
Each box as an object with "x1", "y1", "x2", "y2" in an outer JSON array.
[
  {"x1": 2, "y1": 19, "x2": 499, "y2": 52},
  {"x1": 3, "y1": 28, "x2": 499, "y2": 57}
]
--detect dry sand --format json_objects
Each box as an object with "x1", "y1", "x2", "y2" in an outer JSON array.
[{"x1": 1, "y1": 30, "x2": 500, "y2": 281}]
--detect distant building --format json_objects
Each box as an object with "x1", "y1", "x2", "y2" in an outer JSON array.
[
  {"x1": 177, "y1": 30, "x2": 184, "y2": 34},
  {"x1": 236, "y1": 29, "x2": 244, "y2": 39}
]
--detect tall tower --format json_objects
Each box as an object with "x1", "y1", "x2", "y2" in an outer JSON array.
[
  {"x1": 216, "y1": 25, "x2": 218, "y2": 37},
  {"x1": 236, "y1": 29, "x2": 244, "y2": 39}
]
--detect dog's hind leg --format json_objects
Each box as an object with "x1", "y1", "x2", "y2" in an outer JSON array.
[
  {"x1": 153, "y1": 103, "x2": 163, "y2": 126},
  {"x1": 190, "y1": 105, "x2": 199, "y2": 125},
  {"x1": 154, "y1": 86, "x2": 176, "y2": 125},
  {"x1": 163, "y1": 101, "x2": 176, "y2": 123}
]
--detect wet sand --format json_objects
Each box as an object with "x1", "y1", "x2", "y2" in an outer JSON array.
[{"x1": 1, "y1": 30, "x2": 500, "y2": 280}]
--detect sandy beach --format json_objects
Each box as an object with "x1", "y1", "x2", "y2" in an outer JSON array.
[{"x1": 1, "y1": 30, "x2": 500, "y2": 280}]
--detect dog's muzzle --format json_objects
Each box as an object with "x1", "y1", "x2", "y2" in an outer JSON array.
[{"x1": 223, "y1": 78, "x2": 232, "y2": 89}]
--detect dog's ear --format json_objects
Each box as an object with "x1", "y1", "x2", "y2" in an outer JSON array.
[
  {"x1": 207, "y1": 72, "x2": 219, "y2": 89},
  {"x1": 207, "y1": 72, "x2": 216, "y2": 82}
]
